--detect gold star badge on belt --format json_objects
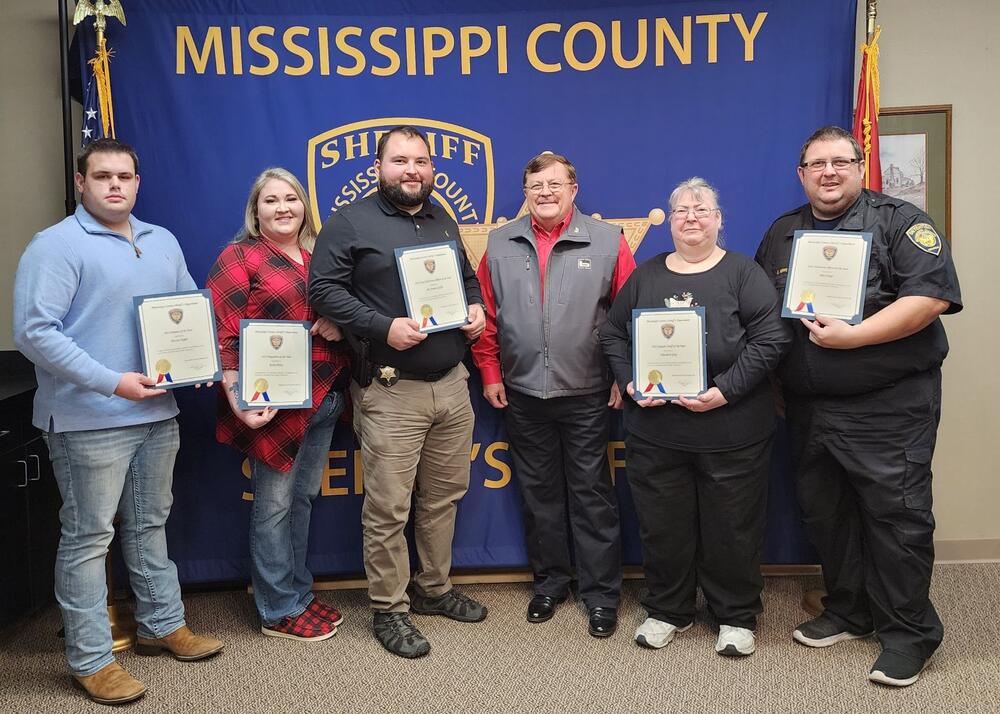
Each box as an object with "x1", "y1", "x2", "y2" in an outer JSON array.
[{"x1": 377, "y1": 365, "x2": 398, "y2": 387}]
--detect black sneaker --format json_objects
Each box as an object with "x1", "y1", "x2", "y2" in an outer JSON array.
[
  {"x1": 868, "y1": 650, "x2": 926, "y2": 687},
  {"x1": 792, "y1": 613, "x2": 874, "y2": 648},
  {"x1": 411, "y1": 589, "x2": 488, "y2": 623},
  {"x1": 373, "y1": 612, "x2": 430, "y2": 659}
]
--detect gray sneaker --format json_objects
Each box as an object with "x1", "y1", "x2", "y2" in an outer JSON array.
[
  {"x1": 411, "y1": 589, "x2": 488, "y2": 622},
  {"x1": 373, "y1": 612, "x2": 430, "y2": 659}
]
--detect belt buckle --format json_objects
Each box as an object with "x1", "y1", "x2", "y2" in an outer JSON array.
[{"x1": 375, "y1": 365, "x2": 399, "y2": 387}]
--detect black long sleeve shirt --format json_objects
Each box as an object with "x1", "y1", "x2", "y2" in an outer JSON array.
[
  {"x1": 308, "y1": 192, "x2": 482, "y2": 374},
  {"x1": 600, "y1": 251, "x2": 791, "y2": 451}
]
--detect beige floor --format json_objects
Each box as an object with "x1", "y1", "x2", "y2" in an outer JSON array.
[{"x1": 2, "y1": 564, "x2": 999, "y2": 713}]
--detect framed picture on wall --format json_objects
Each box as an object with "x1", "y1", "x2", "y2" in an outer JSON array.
[{"x1": 878, "y1": 105, "x2": 952, "y2": 240}]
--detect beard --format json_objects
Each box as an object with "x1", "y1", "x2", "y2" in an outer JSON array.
[{"x1": 379, "y1": 174, "x2": 433, "y2": 208}]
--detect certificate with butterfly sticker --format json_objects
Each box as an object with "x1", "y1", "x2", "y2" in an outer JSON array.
[
  {"x1": 134, "y1": 289, "x2": 222, "y2": 389},
  {"x1": 237, "y1": 319, "x2": 312, "y2": 410},
  {"x1": 631, "y1": 307, "x2": 707, "y2": 400},
  {"x1": 394, "y1": 241, "x2": 469, "y2": 333}
]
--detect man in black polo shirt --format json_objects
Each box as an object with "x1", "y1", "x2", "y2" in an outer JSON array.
[
  {"x1": 756, "y1": 126, "x2": 962, "y2": 687},
  {"x1": 309, "y1": 126, "x2": 487, "y2": 658}
]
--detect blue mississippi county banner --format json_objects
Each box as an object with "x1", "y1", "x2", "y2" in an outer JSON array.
[{"x1": 85, "y1": 0, "x2": 856, "y2": 583}]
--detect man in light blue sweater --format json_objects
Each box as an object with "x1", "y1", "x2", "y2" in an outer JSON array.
[{"x1": 13, "y1": 138, "x2": 222, "y2": 706}]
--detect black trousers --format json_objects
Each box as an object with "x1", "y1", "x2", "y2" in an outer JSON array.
[
  {"x1": 625, "y1": 431, "x2": 771, "y2": 630},
  {"x1": 504, "y1": 389, "x2": 622, "y2": 608},
  {"x1": 787, "y1": 368, "x2": 944, "y2": 661}
]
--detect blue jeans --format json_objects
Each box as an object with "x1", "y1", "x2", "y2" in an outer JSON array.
[
  {"x1": 250, "y1": 391, "x2": 344, "y2": 626},
  {"x1": 45, "y1": 419, "x2": 185, "y2": 676}
]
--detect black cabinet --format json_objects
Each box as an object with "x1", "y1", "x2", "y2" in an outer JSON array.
[{"x1": 0, "y1": 388, "x2": 61, "y2": 627}]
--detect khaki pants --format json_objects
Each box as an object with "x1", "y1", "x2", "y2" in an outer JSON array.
[{"x1": 351, "y1": 363, "x2": 474, "y2": 612}]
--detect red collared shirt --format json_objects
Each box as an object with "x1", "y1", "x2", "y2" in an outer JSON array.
[{"x1": 472, "y1": 210, "x2": 636, "y2": 385}]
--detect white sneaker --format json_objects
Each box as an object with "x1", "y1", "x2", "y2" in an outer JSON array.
[
  {"x1": 634, "y1": 617, "x2": 692, "y2": 649},
  {"x1": 715, "y1": 625, "x2": 756, "y2": 656}
]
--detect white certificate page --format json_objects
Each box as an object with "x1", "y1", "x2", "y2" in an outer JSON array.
[
  {"x1": 239, "y1": 321, "x2": 311, "y2": 409},
  {"x1": 136, "y1": 291, "x2": 220, "y2": 388},
  {"x1": 397, "y1": 243, "x2": 468, "y2": 332},
  {"x1": 633, "y1": 308, "x2": 706, "y2": 399},
  {"x1": 783, "y1": 231, "x2": 871, "y2": 323}
]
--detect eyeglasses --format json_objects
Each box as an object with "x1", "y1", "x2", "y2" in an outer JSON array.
[
  {"x1": 799, "y1": 158, "x2": 862, "y2": 172},
  {"x1": 670, "y1": 207, "x2": 719, "y2": 220},
  {"x1": 524, "y1": 181, "x2": 573, "y2": 194}
]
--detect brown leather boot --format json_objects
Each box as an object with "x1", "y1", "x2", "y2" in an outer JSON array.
[
  {"x1": 135, "y1": 624, "x2": 224, "y2": 661},
  {"x1": 73, "y1": 661, "x2": 146, "y2": 705}
]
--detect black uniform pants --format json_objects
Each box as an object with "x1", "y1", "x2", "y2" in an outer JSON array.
[
  {"x1": 625, "y1": 431, "x2": 771, "y2": 630},
  {"x1": 504, "y1": 389, "x2": 622, "y2": 609},
  {"x1": 787, "y1": 368, "x2": 944, "y2": 661}
]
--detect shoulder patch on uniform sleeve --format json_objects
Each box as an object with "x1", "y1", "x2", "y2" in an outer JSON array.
[{"x1": 906, "y1": 222, "x2": 942, "y2": 256}]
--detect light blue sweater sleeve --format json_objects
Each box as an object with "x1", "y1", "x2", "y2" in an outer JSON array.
[{"x1": 13, "y1": 232, "x2": 122, "y2": 397}]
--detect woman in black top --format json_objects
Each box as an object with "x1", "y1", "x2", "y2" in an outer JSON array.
[{"x1": 600, "y1": 177, "x2": 790, "y2": 656}]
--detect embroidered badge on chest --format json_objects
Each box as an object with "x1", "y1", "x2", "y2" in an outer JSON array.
[
  {"x1": 906, "y1": 222, "x2": 942, "y2": 256},
  {"x1": 578, "y1": 258, "x2": 592, "y2": 270}
]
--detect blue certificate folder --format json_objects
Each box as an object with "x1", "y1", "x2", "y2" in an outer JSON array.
[
  {"x1": 133, "y1": 288, "x2": 223, "y2": 389},
  {"x1": 631, "y1": 307, "x2": 707, "y2": 400},
  {"x1": 237, "y1": 319, "x2": 312, "y2": 410},
  {"x1": 394, "y1": 240, "x2": 469, "y2": 333},
  {"x1": 781, "y1": 230, "x2": 873, "y2": 325}
]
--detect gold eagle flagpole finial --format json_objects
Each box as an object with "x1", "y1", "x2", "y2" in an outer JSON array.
[{"x1": 73, "y1": 1, "x2": 127, "y2": 139}]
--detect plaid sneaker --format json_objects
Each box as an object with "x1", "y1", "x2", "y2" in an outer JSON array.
[
  {"x1": 261, "y1": 609, "x2": 337, "y2": 641},
  {"x1": 411, "y1": 589, "x2": 488, "y2": 623},
  {"x1": 306, "y1": 599, "x2": 344, "y2": 626},
  {"x1": 373, "y1": 612, "x2": 430, "y2": 659}
]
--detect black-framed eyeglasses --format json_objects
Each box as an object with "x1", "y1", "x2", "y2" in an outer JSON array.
[{"x1": 799, "y1": 158, "x2": 862, "y2": 172}]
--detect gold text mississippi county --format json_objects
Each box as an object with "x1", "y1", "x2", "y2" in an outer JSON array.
[{"x1": 176, "y1": 13, "x2": 768, "y2": 77}]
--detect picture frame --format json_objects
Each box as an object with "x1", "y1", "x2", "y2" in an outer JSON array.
[{"x1": 878, "y1": 104, "x2": 952, "y2": 240}]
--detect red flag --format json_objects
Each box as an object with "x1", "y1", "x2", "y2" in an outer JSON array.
[{"x1": 853, "y1": 27, "x2": 881, "y2": 191}]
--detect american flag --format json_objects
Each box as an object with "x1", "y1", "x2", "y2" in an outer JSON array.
[{"x1": 81, "y1": 73, "x2": 104, "y2": 146}]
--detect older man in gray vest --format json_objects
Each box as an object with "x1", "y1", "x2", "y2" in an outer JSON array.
[{"x1": 472, "y1": 153, "x2": 635, "y2": 637}]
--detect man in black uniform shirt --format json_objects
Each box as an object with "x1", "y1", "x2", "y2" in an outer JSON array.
[
  {"x1": 309, "y1": 126, "x2": 487, "y2": 659},
  {"x1": 756, "y1": 126, "x2": 961, "y2": 687}
]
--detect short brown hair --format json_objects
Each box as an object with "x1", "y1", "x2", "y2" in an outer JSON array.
[
  {"x1": 376, "y1": 126, "x2": 432, "y2": 161},
  {"x1": 77, "y1": 138, "x2": 139, "y2": 175},
  {"x1": 798, "y1": 126, "x2": 863, "y2": 165},
  {"x1": 522, "y1": 153, "x2": 577, "y2": 187}
]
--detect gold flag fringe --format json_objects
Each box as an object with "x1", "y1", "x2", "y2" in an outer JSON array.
[{"x1": 89, "y1": 36, "x2": 116, "y2": 139}]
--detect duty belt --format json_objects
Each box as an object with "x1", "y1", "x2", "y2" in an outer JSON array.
[{"x1": 374, "y1": 364, "x2": 451, "y2": 387}]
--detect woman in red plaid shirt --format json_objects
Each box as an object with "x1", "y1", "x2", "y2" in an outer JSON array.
[{"x1": 206, "y1": 168, "x2": 351, "y2": 641}]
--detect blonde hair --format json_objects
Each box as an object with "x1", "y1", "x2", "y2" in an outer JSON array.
[{"x1": 240, "y1": 167, "x2": 319, "y2": 252}]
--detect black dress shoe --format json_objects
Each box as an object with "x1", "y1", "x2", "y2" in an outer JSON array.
[
  {"x1": 527, "y1": 594, "x2": 566, "y2": 623},
  {"x1": 588, "y1": 607, "x2": 618, "y2": 638}
]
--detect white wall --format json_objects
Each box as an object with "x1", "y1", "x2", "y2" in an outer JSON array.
[
  {"x1": 0, "y1": 4, "x2": 69, "y2": 350},
  {"x1": 859, "y1": 1, "x2": 999, "y2": 548}
]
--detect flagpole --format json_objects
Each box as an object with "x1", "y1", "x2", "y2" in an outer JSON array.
[
  {"x1": 867, "y1": 0, "x2": 878, "y2": 43},
  {"x1": 58, "y1": 0, "x2": 76, "y2": 216}
]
